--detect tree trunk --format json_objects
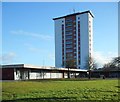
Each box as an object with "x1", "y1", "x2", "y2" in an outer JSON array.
[
  {"x1": 88, "y1": 70, "x2": 91, "y2": 79},
  {"x1": 68, "y1": 67, "x2": 70, "y2": 78}
]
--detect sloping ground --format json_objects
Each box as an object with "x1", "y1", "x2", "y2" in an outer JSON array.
[{"x1": 1, "y1": 79, "x2": 120, "y2": 101}]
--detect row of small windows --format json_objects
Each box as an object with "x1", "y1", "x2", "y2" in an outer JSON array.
[
  {"x1": 62, "y1": 22, "x2": 80, "y2": 30},
  {"x1": 62, "y1": 24, "x2": 64, "y2": 59},
  {"x1": 66, "y1": 35, "x2": 72, "y2": 40},
  {"x1": 66, "y1": 41, "x2": 72, "y2": 44},
  {"x1": 63, "y1": 57, "x2": 81, "y2": 65},
  {"x1": 66, "y1": 25, "x2": 76, "y2": 29},
  {"x1": 65, "y1": 19, "x2": 73, "y2": 22},
  {"x1": 66, "y1": 49, "x2": 73, "y2": 53},
  {"x1": 66, "y1": 23, "x2": 73, "y2": 27},
  {"x1": 65, "y1": 54, "x2": 81, "y2": 58},
  {"x1": 66, "y1": 20, "x2": 76, "y2": 23},
  {"x1": 66, "y1": 45, "x2": 72, "y2": 48},
  {"x1": 65, "y1": 31, "x2": 72, "y2": 35},
  {"x1": 66, "y1": 53, "x2": 73, "y2": 57},
  {"x1": 66, "y1": 48, "x2": 78, "y2": 51},
  {"x1": 66, "y1": 37, "x2": 72, "y2": 40},
  {"x1": 66, "y1": 46, "x2": 76, "y2": 50},
  {"x1": 66, "y1": 41, "x2": 80, "y2": 45},
  {"x1": 65, "y1": 28, "x2": 73, "y2": 31},
  {"x1": 62, "y1": 17, "x2": 80, "y2": 22}
]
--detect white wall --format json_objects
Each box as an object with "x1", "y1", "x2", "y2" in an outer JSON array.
[
  {"x1": 79, "y1": 13, "x2": 93, "y2": 69},
  {"x1": 29, "y1": 72, "x2": 43, "y2": 79},
  {"x1": 54, "y1": 18, "x2": 65, "y2": 68},
  {"x1": 79, "y1": 13, "x2": 89, "y2": 69},
  {"x1": 14, "y1": 69, "x2": 29, "y2": 80},
  {"x1": 14, "y1": 69, "x2": 21, "y2": 80},
  {"x1": 88, "y1": 13, "x2": 93, "y2": 59}
]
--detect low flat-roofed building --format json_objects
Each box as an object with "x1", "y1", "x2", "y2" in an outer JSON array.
[
  {"x1": 91, "y1": 67, "x2": 120, "y2": 78},
  {"x1": 1, "y1": 64, "x2": 87, "y2": 80}
]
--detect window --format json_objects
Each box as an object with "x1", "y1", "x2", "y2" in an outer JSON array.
[
  {"x1": 65, "y1": 31, "x2": 72, "y2": 35},
  {"x1": 66, "y1": 41, "x2": 72, "y2": 44},
  {"x1": 67, "y1": 53, "x2": 73, "y2": 57},
  {"x1": 74, "y1": 37, "x2": 76, "y2": 40},
  {"x1": 89, "y1": 29, "x2": 91, "y2": 33},
  {"x1": 74, "y1": 47, "x2": 76, "y2": 49},
  {"x1": 66, "y1": 44, "x2": 72, "y2": 48},
  {"x1": 73, "y1": 25, "x2": 76, "y2": 27},
  {"x1": 62, "y1": 25, "x2": 64, "y2": 33},
  {"x1": 74, "y1": 53, "x2": 76, "y2": 56},
  {"x1": 66, "y1": 19, "x2": 72, "y2": 23},
  {"x1": 66, "y1": 49, "x2": 73, "y2": 53},
  {"x1": 74, "y1": 56, "x2": 77, "y2": 58},
  {"x1": 73, "y1": 20, "x2": 76, "y2": 22},
  {"x1": 65, "y1": 27, "x2": 72, "y2": 31},
  {"x1": 74, "y1": 42, "x2": 76, "y2": 45},
  {"x1": 74, "y1": 49, "x2": 76, "y2": 52},
  {"x1": 66, "y1": 23, "x2": 72, "y2": 27},
  {"x1": 66, "y1": 35, "x2": 72, "y2": 40}
]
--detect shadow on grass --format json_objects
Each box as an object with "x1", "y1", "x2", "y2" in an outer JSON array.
[
  {"x1": 26, "y1": 78, "x2": 99, "y2": 82},
  {"x1": 115, "y1": 86, "x2": 120, "y2": 88},
  {"x1": 2, "y1": 98, "x2": 119, "y2": 102},
  {"x1": 2, "y1": 97, "x2": 77, "y2": 102}
]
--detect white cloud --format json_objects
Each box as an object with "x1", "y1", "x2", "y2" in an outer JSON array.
[
  {"x1": 0, "y1": 52, "x2": 16, "y2": 64},
  {"x1": 93, "y1": 51, "x2": 118, "y2": 68},
  {"x1": 10, "y1": 30, "x2": 54, "y2": 41}
]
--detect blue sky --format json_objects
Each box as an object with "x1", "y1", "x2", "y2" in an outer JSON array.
[{"x1": 2, "y1": 2, "x2": 118, "y2": 67}]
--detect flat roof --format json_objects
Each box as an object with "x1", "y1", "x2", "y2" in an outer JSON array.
[
  {"x1": 53, "y1": 10, "x2": 94, "y2": 20},
  {"x1": 1, "y1": 64, "x2": 87, "y2": 72}
]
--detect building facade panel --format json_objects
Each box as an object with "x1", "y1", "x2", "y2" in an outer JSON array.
[
  {"x1": 2, "y1": 68, "x2": 14, "y2": 80},
  {"x1": 79, "y1": 13, "x2": 89, "y2": 69},
  {"x1": 88, "y1": 13, "x2": 93, "y2": 59},
  {"x1": 54, "y1": 18, "x2": 65, "y2": 68}
]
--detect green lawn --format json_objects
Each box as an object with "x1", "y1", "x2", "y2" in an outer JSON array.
[{"x1": 1, "y1": 79, "x2": 120, "y2": 102}]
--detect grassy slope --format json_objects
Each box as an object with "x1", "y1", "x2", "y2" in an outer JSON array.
[{"x1": 2, "y1": 79, "x2": 119, "y2": 101}]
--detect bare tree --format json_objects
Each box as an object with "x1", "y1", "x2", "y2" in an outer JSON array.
[
  {"x1": 103, "y1": 56, "x2": 120, "y2": 69},
  {"x1": 111, "y1": 56, "x2": 120, "y2": 68},
  {"x1": 62, "y1": 54, "x2": 76, "y2": 78},
  {"x1": 85, "y1": 56, "x2": 97, "y2": 79}
]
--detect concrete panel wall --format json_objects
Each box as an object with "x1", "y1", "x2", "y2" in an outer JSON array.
[
  {"x1": 2, "y1": 68, "x2": 14, "y2": 80},
  {"x1": 54, "y1": 18, "x2": 65, "y2": 68}
]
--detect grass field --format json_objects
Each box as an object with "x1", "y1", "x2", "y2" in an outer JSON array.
[{"x1": 1, "y1": 79, "x2": 120, "y2": 102}]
